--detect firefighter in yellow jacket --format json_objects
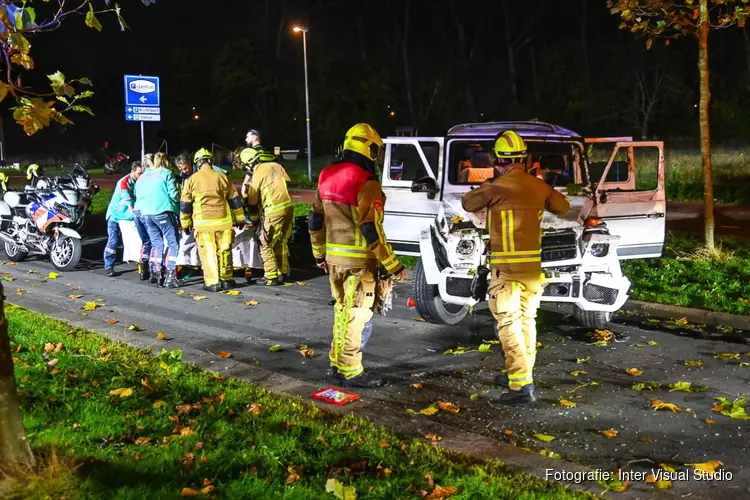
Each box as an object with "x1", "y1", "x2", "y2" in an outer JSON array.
[
  {"x1": 309, "y1": 123, "x2": 406, "y2": 388},
  {"x1": 239, "y1": 147, "x2": 293, "y2": 286},
  {"x1": 462, "y1": 130, "x2": 570, "y2": 405},
  {"x1": 180, "y1": 148, "x2": 245, "y2": 292}
]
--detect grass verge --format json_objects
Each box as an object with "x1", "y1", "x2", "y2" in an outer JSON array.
[
  {"x1": 90, "y1": 188, "x2": 113, "y2": 216},
  {"x1": 3, "y1": 306, "x2": 587, "y2": 499},
  {"x1": 622, "y1": 233, "x2": 750, "y2": 316}
]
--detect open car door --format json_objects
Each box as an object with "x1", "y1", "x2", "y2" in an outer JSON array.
[
  {"x1": 588, "y1": 141, "x2": 666, "y2": 259},
  {"x1": 381, "y1": 137, "x2": 444, "y2": 255}
]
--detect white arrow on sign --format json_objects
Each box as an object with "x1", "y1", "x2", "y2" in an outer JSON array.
[
  {"x1": 127, "y1": 115, "x2": 133, "y2": 119},
  {"x1": 139, "y1": 96, "x2": 148, "y2": 103},
  {"x1": 127, "y1": 107, "x2": 133, "y2": 112}
]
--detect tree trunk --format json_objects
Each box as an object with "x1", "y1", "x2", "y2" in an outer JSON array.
[
  {"x1": 503, "y1": 4, "x2": 519, "y2": 107},
  {"x1": 0, "y1": 282, "x2": 35, "y2": 468},
  {"x1": 401, "y1": 0, "x2": 416, "y2": 124},
  {"x1": 698, "y1": 0, "x2": 715, "y2": 250}
]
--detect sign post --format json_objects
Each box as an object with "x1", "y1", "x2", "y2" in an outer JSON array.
[{"x1": 124, "y1": 75, "x2": 161, "y2": 162}]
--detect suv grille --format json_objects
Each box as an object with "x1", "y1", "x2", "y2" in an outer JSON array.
[
  {"x1": 543, "y1": 283, "x2": 571, "y2": 297},
  {"x1": 446, "y1": 277, "x2": 473, "y2": 298},
  {"x1": 542, "y1": 231, "x2": 577, "y2": 262},
  {"x1": 583, "y1": 283, "x2": 618, "y2": 305}
]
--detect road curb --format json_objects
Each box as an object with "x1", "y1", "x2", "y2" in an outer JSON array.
[{"x1": 623, "y1": 300, "x2": 750, "y2": 332}]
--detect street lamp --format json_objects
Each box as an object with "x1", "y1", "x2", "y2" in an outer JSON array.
[{"x1": 293, "y1": 25, "x2": 313, "y2": 182}]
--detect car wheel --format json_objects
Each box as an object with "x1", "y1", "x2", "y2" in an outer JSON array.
[
  {"x1": 412, "y1": 259, "x2": 469, "y2": 325},
  {"x1": 573, "y1": 308, "x2": 613, "y2": 329}
]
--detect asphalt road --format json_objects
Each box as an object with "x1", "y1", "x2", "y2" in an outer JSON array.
[{"x1": 4, "y1": 230, "x2": 750, "y2": 498}]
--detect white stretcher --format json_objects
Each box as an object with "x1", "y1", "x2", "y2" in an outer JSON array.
[{"x1": 118, "y1": 220, "x2": 264, "y2": 269}]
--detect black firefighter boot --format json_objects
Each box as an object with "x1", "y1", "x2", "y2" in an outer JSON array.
[
  {"x1": 138, "y1": 262, "x2": 150, "y2": 281},
  {"x1": 329, "y1": 370, "x2": 384, "y2": 389},
  {"x1": 488, "y1": 384, "x2": 537, "y2": 406},
  {"x1": 163, "y1": 268, "x2": 179, "y2": 289}
]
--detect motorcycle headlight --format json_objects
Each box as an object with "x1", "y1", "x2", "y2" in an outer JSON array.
[
  {"x1": 456, "y1": 239, "x2": 476, "y2": 259},
  {"x1": 589, "y1": 243, "x2": 609, "y2": 257}
]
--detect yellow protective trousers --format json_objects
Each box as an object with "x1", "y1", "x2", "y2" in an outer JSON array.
[
  {"x1": 259, "y1": 207, "x2": 293, "y2": 279},
  {"x1": 196, "y1": 229, "x2": 234, "y2": 286},
  {"x1": 328, "y1": 262, "x2": 377, "y2": 379},
  {"x1": 487, "y1": 277, "x2": 544, "y2": 390}
]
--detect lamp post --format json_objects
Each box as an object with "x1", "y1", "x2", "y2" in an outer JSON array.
[{"x1": 293, "y1": 26, "x2": 312, "y2": 182}]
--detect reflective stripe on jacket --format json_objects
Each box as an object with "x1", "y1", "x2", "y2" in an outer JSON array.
[
  {"x1": 134, "y1": 168, "x2": 179, "y2": 216},
  {"x1": 105, "y1": 174, "x2": 135, "y2": 222},
  {"x1": 244, "y1": 162, "x2": 292, "y2": 220},
  {"x1": 308, "y1": 161, "x2": 403, "y2": 275},
  {"x1": 462, "y1": 164, "x2": 570, "y2": 280},
  {"x1": 180, "y1": 165, "x2": 244, "y2": 232}
]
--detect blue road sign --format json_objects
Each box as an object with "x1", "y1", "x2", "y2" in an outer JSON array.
[{"x1": 124, "y1": 75, "x2": 161, "y2": 122}]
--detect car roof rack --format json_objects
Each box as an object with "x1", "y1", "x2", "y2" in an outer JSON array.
[{"x1": 447, "y1": 120, "x2": 581, "y2": 139}]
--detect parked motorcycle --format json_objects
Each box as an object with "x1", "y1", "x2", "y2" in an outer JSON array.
[
  {"x1": 0, "y1": 189, "x2": 83, "y2": 271},
  {"x1": 104, "y1": 152, "x2": 130, "y2": 175},
  {"x1": 26, "y1": 165, "x2": 99, "y2": 232}
]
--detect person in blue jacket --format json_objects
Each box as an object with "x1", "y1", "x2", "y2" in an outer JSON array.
[
  {"x1": 135, "y1": 152, "x2": 180, "y2": 288},
  {"x1": 103, "y1": 161, "x2": 145, "y2": 277}
]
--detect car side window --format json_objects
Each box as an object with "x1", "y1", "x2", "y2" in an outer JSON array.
[{"x1": 389, "y1": 143, "x2": 439, "y2": 181}]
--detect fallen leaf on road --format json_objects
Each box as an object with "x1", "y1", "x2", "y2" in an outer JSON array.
[
  {"x1": 4, "y1": 262, "x2": 16, "y2": 266},
  {"x1": 299, "y1": 347, "x2": 315, "y2": 358},
  {"x1": 443, "y1": 346, "x2": 472, "y2": 355},
  {"x1": 247, "y1": 404, "x2": 262, "y2": 414},
  {"x1": 68, "y1": 294, "x2": 84, "y2": 300},
  {"x1": 82, "y1": 302, "x2": 98, "y2": 311},
  {"x1": 650, "y1": 399, "x2": 683, "y2": 412},
  {"x1": 539, "y1": 449, "x2": 562, "y2": 459},
  {"x1": 600, "y1": 429, "x2": 618, "y2": 438},
  {"x1": 533, "y1": 434, "x2": 555, "y2": 442},
  {"x1": 15, "y1": 288, "x2": 25, "y2": 295},
  {"x1": 1, "y1": 277, "x2": 14, "y2": 282},
  {"x1": 437, "y1": 401, "x2": 460, "y2": 414},
  {"x1": 410, "y1": 382, "x2": 424, "y2": 389},
  {"x1": 296, "y1": 281, "x2": 309, "y2": 286},
  {"x1": 268, "y1": 344, "x2": 282, "y2": 352},
  {"x1": 193, "y1": 296, "x2": 207, "y2": 301},
  {"x1": 244, "y1": 300, "x2": 259, "y2": 306},
  {"x1": 633, "y1": 381, "x2": 662, "y2": 392},
  {"x1": 45, "y1": 272, "x2": 60, "y2": 279},
  {"x1": 413, "y1": 317, "x2": 426, "y2": 322},
  {"x1": 110, "y1": 387, "x2": 134, "y2": 398},
  {"x1": 420, "y1": 406, "x2": 439, "y2": 416},
  {"x1": 714, "y1": 352, "x2": 740, "y2": 361},
  {"x1": 107, "y1": 319, "x2": 119, "y2": 325},
  {"x1": 576, "y1": 357, "x2": 590, "y2": 364},
  {"x1": 424, "y1": 433, "x2": 441, "y2": 442},
  {"x1": 503, "y1": 430, "x2": 513, "y2": 436},
  {"x1": 325, "y1": 478, "x2": 357, "y2": 500},
  {"x1": 741, "y1": 362, "x2": 750, "y2": 367},
  {"x1": 570, "y1": 370, "x2": 587, "y2": 376},
  {"x1": 477, "y1": 343, "x2": 492, "y2": 353},
  {"x1": 626, "y1": 368, "x2": 643, "y2": 376},
  {"x1": 559, "y1": 399, "x2": 577, "y2": 408},
  {"x1": 156, "y1": 332, "x2": 166, "y2": 340},
  {"x1": 470, "y1": 394, "x2": 479, "y2": 400},
  {"x1": 218, "y1": 351, "x2": 233, "y2": 359},
  {"x1": 712, "y1": 397, "x2": 750, "y2": 420},
  {"x1": 284, "y1": 282, "x2": 294, "y2": 287},
  {"x1": 669, "y1": 381, "x2": 708, "y2": 393},
  {"x1": 25, "y1": 269, "x2": 38, "y2": 274},
  {"x1": 127, "y1": 324, "x2": 142, "y2": 332},
  {"x1": 591, "y1": 329, "x2": 614, "y2": 342},
  {"x1": 647, "y1": 340, "x2": 658, "y2": 346},
  {"x1": 687, "y1": 461, "x2": 724, "y2": 477},
  {"x1": 705, "y1": 418, "x2": 715, "y2": 425},
  {"x1": 95, "y1": 298, "x2": 105, "y2": 303},
  {"x1": 181, "y1": 488, "x2": 199, "y2": 496},
  {"x1": 590, "y1": 340, "x2": 609, "y2": 347},
  {"x1": 683, "y1": 360, "x2": 704, "y2": 368},
  {"x1": 675, "y1": 317, "x2": 689, "y2": 326},
  {"x1": 221, "y1": 290, "x2": 241, "y2": 296}
]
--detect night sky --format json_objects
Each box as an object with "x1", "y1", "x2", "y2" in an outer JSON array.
[{"x1": 4, "y1": 0, "x2": 749, "y2": 162}]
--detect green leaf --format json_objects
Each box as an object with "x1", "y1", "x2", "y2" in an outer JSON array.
[
  {"x1": 79, "y1": 77, "x2": 92, "y2": 86},
  {"x1": 25, "y1": 7, "x2": 36, "y2": 26},
  {"x1": 533, "y1": 433, "x2": 556, "y2": 443},
  {"x1": 669, "y1": 381, "x2": 708, "y2": 393},
  {"x1": 576, "y1": 357, "x2": 590, "y2": 364},
  {"x1": 269, "y1": 344, "x2": 282, "y2": 352},
  {"x1": 477, "y1": 343, "x2": 492, "y2": 353},
  {"x1": 648, "y1": 340, "x2": 658, "y2": 346},
  {"x1": 470, "y1": 393, "x2": 479, "y2": 401},
  {"x1": 0, "y1": 82, "x2": 8, "y2": 103},
  {"x1": 85, "y1": 4, "x2": 103, "y2": 31},
  {"x1": 71, "y1": 105, "x2": 94, "y2": 116},
  {"x1": 325, "y1": 478, "x2": 357, "y2": 500},
  {"x1": 633, "y1": 381, "x2": 662, "y2": 392}
]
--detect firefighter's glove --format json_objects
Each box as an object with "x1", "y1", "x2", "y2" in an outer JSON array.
[
  {"x1": 376, "y1": 276, "x2": 394, "y2": 317},
  {"x1": 470, "y1": 265, "x2": 490, "y2": 301}
]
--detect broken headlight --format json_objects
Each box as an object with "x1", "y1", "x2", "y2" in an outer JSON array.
[
  {"x1": 589, "y1": 243, "x2": 609, "y2": 257},
  {"x1": 456, "y1": 239, "x2": 476, "y2": 260}
]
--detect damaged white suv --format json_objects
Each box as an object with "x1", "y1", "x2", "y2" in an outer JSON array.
[{"x1": 380, "y1": 121, "x2": 666, "y2": 328}]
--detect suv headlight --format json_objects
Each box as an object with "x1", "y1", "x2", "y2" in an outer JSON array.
[
  {"x1": 456, "y1": 239, "x2": 476, "y2": 259},
  {"x1": 589, "y1": 243, "x2": 609, "y2": 257}
]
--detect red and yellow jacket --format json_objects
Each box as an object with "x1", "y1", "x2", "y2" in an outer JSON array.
[{"x1": 308, "y1": 161, "x2": 403, "y2": 275}]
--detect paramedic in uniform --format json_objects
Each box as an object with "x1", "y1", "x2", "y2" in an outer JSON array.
[{"x1": 462, "y1": 130, "x2": 570, "y2": 405}]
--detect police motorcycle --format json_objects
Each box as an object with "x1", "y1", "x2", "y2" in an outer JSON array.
[
  {"x1": 25, "y1": 164, "x2": 99, "y2": 232},
  {"x1": 0, "y1": 172, "x2": 83, "y2": 271}
]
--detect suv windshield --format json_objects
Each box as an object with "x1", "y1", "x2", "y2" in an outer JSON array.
[{"x1": 447, "y1": 139, "x2": 580, "y2": 188}]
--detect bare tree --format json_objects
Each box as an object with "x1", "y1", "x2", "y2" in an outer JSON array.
[
  {"x1": 501, "y1": 0, "x2": 541, "y2": 108},
  {"x1": 448, "y1": 0, "x2": 479, "y2": 120}
]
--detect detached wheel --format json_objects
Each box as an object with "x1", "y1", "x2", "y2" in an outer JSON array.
[
  {"x1": 50, "y1": 236, "x2": 82, "y2": 271},
  {"x1": 4, "y1": 241, "x2": 28, "y2": 262},
  {"x1": 574, "y1": 308, "x2": 613, "y2": 329},
  {"x1": 412, "y1": 259, "x2": 469, "y2": 325}
]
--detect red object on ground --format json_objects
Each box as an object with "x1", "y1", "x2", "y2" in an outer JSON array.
[
  {"x1": 407, "y1": 297, "x2": 416, "y2": 308},
  {"x1": 312, "y1": 387, "x2": 360, "y2": 406}
]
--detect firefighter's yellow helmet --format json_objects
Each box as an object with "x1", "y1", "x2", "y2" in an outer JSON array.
[
  {"x1": 26, "y1": 164, "x2": 40, "y2": 180},
  {"x1": 494, "y1": 130, "x2": 527, "y2": 160},
  {"x1": 0, "y1": 172, "x2": 7, "y2": 190},
  {"x1": 239, "y1": 147, "x2": 275, "y2": 166},
  {"x1": 343, "y1": 123, "x2": 383, "y2": 162},
  {"x1": 193, "y1": 148, "x2": 213, "y2": 165}
]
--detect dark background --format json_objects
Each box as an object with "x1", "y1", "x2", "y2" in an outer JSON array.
[{"x1": 4, "y1": 0, "x2": 750, "y2": 160}]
